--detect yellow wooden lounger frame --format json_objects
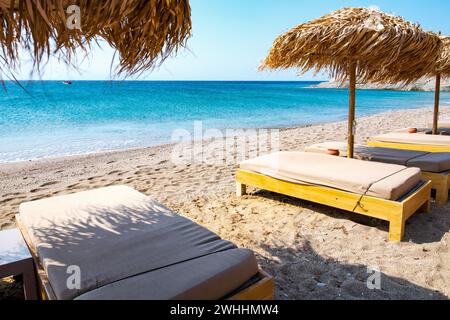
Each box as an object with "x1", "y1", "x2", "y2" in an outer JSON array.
[
  {"x1": 367, "y1": 141, "x2": 450, "y2": 205},
  {"x1": 15, "y1": 215, "x2": 275, "y2": 301},
  {"x1": 236, "y1": 170, "x2": 432, "y2": 242},
  {"x1": 368, "y1": 140, "x2": 450, "y2": 153}
]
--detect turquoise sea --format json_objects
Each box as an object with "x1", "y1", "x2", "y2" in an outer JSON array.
[{"x1": 1, "y1": 81, "x2": 449, "y2": 163}]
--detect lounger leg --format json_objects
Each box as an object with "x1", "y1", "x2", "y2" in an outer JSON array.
[
  {"x1": 22, "y1": 260, "x2": 38, "y2": 300},
  {"x1": 236, "y1": 182, "x2": 247, "y2": 196},
  {"x1": 420, "y1": 199, "x2": 431, "y2": 213},
  {"x1": 435, "y1": 186, "x2": 448, "y2": 206},
  {"x1": 389, "y1": 218, "x2": 405, "y2": 242}
]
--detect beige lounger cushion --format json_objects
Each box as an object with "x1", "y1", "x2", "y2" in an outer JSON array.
[
  {"x1": 18, "y1": 186, "x2": 259, "y2": 300},
  {"x1": 372, "y1": 132, "x2": 450, "y2": 146},
  {"x1": 75, "y1": 248, "x2": 257, "y2": 300},
  {"x1": 305, "y1": 142, "x2": 450, "y2": 173},
  {"x1": 408, "y1": 153, "x2": 450, "y2": 172},
  {"x1": 240, "y1": 152, "x2": 421, "y2": 200}
]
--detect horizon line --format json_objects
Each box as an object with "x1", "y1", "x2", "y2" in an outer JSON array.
[{"x1": 7, "y1": 79, "x2": 329, "y2": 82}]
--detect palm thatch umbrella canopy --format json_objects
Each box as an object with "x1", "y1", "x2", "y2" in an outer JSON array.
[
  {"x1": 432, "y1": 36, "x2": 450, "y2": 134},
  {"x1": 260, "y1": 7, "x2": 441, "y2": 158},
  {"x1": 0, "y1": 0, "x2": 192, "y2": 77},
  {"x1": 438, "y1": 37, "x2": 450, "y2": 76}
]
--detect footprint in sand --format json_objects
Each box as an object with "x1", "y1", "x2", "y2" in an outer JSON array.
[
  {"x1": 134, "y1": 170, "x2": 147, "y2": 175},
  {"x1": 40, "y1": 181, "x2": 60, "y2": 188},
  {"x1": 0, "y1": 222, "x2": 13, "y2": 229},
  {"x1": 2, "y1": 192, "x2": 21, "y2": 197},
  {"x1": 87, "y1": 176, "x2": 101, "y2": 181},
  {"x1": 0, "y1": 198, "x2": 15, "y2": 204},
  {"x1": 106, "y1": 161, "x2": 116, "y2": 165},
  {"x1": 108, "y1": 170, "x2": 121, "y2": 175}
]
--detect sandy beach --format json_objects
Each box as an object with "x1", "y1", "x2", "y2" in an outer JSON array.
[{"x1": 1, "y1": 106, "x2": 450, "y2": 300}]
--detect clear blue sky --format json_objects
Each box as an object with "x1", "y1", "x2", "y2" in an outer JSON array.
[{"x1": 17, "y1": 0, "x2": 450, "y2": 81}]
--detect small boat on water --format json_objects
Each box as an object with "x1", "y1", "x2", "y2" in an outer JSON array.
[{"x1": 63, "y1": 80, "x2": 72, "y2": 85}]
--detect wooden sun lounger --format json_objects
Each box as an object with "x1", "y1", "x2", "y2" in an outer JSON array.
[
  {"x1": 15, "y1": 214, "x2": 274, "y2": 300},
  {"x1": 236, "y1": 170, "x2": 431, "y2": 242}
]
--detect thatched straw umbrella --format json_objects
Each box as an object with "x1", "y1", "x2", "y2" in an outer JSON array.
[
  {"x1": 0, "y1": 0, "x2": 192, "y2": 77},
  {"x1": 260, "y1": 7, "x2": 440, "y2": 158},
  {"x1": 432, "y1": 36, "x2": 450, "y2": 134}
]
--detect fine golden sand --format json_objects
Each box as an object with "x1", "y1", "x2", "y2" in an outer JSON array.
[{"x1": 1, "y1": 106, "x2": 450, "y2": 300}]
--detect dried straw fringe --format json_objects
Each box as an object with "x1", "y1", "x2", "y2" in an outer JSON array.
[
  {"x1": 261, "y1": 7, "x2": 441, "y2": 84},
  {"x1": 438, "y1": 36, "x2": 450, "y2": 77},
  {"x1": 0, "y1": 0, "x2": 192, "y2": 76}
]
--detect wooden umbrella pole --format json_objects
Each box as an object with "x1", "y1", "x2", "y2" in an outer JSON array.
[
  {"x1": 347, "y1": 61, "x2": 357, "y2": 159},
  {"x1": 433, "y1": 72, "x2": 441, "y2": 135}
]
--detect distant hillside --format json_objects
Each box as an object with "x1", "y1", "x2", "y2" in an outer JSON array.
[{"x1": 311, "y1": 78, "x2": 450, "y2": 91}]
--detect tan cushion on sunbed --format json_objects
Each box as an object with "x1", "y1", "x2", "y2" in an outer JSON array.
[
  {"x1": 306, "y1": 142, "x2": 450, "y2": 173},
  {"x1": 75, "y1": 248, "x2": 257, "y2": 300},
  {"x1": 357, "y1": 148, "x2": 426, "y2": 166},
  {"x1": 240, "y1": 152, "x2": 421, "y2": 201},
  {"x1": 18, "y1": 186, "x2": 258, "y2": 300},
  {"x1": 371, "y1": 132, "x2": 450, "y2": 146},
  {"x1": 407, "y1": 152, "x2": 450, "y2": 173}
]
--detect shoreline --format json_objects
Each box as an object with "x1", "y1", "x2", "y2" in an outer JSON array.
[{"x1": 1, "y1": 105, "x2": 450, "y2": 300}]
